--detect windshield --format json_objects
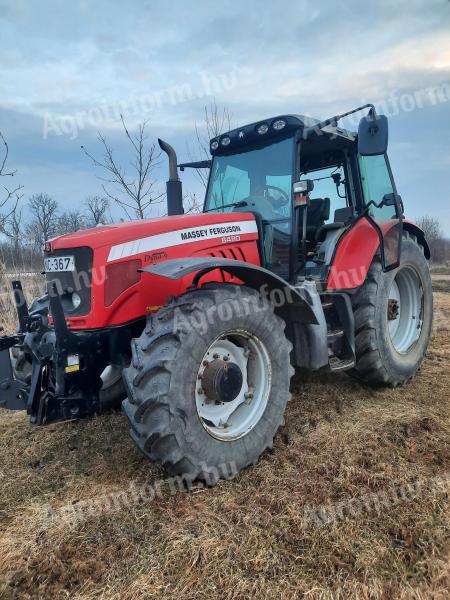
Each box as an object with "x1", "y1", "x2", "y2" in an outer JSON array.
[{"x1": 204, "y1": 136, "x2": 294, "y2": 222}]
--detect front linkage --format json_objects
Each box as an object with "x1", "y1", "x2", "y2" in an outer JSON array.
[{"x1": 0, "y1": 281, "x2": 129, "y2": 425}]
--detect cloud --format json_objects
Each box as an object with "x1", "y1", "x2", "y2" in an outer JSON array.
[{"x1": 0, "y1": 0, "x2": 449, "y2": 232}]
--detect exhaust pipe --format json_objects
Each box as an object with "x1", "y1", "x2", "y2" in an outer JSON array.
[{"x1": 158, "y1": 138, "x2": 184, "y2": 216}]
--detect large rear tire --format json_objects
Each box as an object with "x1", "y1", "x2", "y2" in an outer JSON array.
[
  {"x1": 351, "y1": 234, "x2": 433, "y2": 386},
  {"x1": 122, "y1": 284, "x2": 294, "y2": 484}
]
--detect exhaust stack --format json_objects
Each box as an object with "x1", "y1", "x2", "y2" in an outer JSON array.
[{"x1": 158, "y1": 138, "x2": 184, "y2": 216}]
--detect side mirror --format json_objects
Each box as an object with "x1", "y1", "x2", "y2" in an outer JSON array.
[
  {"x1": 382, "y1": 193, "x2": 397, "y2": 206},
  {"x1": 383, "y1": 192, "x2": 404, "y2": 216},
  {"x1": 358, "y1": 114, "x2": 388, "y2": 156}
]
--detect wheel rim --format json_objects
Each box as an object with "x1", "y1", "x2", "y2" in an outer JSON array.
[
  {"x1": 388, "y1": 266, "x2": 424, "y2": 354},
  {"x1": 100, "y1": 365, "x2": 122, "y2": 390},
  {"x1": 195, "y1": 329, "x2": 271, "y2": 441}
]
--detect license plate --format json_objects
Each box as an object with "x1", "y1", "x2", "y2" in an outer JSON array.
[{"x1": 44, "y1": 256, "x2": 75, "y2": 272}]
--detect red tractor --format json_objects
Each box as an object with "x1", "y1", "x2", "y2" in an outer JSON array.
[{"x1": 0, "y1": 105, "x2": 433, "y2": 483}]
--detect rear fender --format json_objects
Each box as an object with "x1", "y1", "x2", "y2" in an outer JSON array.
[{"x1": 327, "y1": 218, "x2": 430, "y2": 291}]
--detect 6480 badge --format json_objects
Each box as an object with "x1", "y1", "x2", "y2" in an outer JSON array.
[{"x1": 44, "y1": 255, "x2": 75, "y2": 272}]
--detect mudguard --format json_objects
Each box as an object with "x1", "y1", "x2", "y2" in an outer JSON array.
[
  {"x1": 327, "y1": 218, "x2": 430, "y2": 290},
  {"x1": 141, "y1": 257, "x2": 319, "y2": 325}
]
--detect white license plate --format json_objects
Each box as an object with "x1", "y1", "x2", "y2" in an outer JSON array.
[{"x1": 44, "y1": 256, "x2": 75, "y2": 272}]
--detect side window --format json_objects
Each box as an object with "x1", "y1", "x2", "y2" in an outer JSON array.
[
  {"x1": 301, "y1": 166, "x2": 347, "y2": 223},
  {"x1": 358, "y1": 154, "x2": 397, "y2": 220}
]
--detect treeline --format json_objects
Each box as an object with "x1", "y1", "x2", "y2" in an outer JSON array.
[
  {"x1": 416, "y1": 216, "x2": 450, "y2": 264},
  {"x1": 0, "y1": 194, "x2": 110, "y2": 271}
]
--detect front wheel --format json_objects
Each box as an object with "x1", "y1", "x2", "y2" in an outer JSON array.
[
  {"x1": 122, "y1": 284, "x2": 294, "y2": 484},
  {"x1": 351, "y1": 234, "x2": 433, "y2": 386}
]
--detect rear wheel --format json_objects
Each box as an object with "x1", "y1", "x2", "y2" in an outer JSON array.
[
  {"x1": 122, "y1": 284, "x2": 294, "y2": 484},
  {"x1": 351, "y1": 235, "x2": 433, "y2": 386}
]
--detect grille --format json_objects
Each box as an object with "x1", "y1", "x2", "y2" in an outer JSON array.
[{"x1": 45, "y1": 247, "x2": 93, "y2": 317}]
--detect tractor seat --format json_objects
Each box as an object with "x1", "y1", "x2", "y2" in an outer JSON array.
[
  {"x1": 315, "y1": 206, "x2": 354, "y2": 242},
  {"x1": 306, "y1": 198, "x2": 330, "y2": 241}
]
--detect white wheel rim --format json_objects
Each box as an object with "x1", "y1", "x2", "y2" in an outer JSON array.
[
  {"x1": 388, "y1": 266, "x2": 424, "y2": 354},
  {"x1": 100, "y1": 365, "x2": 122, "y2": 389},
  {"x1": 195, "y1": 329, "x2": 271, "y2": 441}
]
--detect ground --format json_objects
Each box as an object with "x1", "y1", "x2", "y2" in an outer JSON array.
[{"x1": 0, "y1": 280, "x2": 449, "y2": 599}]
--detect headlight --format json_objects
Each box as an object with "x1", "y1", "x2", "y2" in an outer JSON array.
[
  {"x1": 273, "y1": 119, "x2": 286, "y2": 131},
  {"x1": 211, "y1": 140, "x2": 219, "y2": 150},
  {"x1": 256, "y1": 123, "x2": 269, "y2": 135},
  {"x1": 221, "y1": 136, "x2": 231, "y2": 146},
  {"x1": 71, "y1": 292, "x2": 81, "y2": 310}
]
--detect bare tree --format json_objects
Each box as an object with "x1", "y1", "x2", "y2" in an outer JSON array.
[
  {"x1": 183, "y1": 193, "x2": 203, "y2": 215},
  {"x1": 56, "y1": 210, "x2": 86, "y2": 235},
  {"x1": 416, "y1": 216, "x2": 443, "y2": 244},
  {"x1": 27, "y1": 193, "x2": 59, "y2": 249},
  {"x1": 82, "y1": 115, "x2": 164, "y2": 220},
  {"x1": 190, "y1": 101, "x2": 232, "y2": 188},
  {"x1": 416, "y1": 215, "x2": 449, "y2": 263},
  {"x1": 2, "y1": 202, "x2": 24, "y2": 253},
  {"x1": 84, "y1": 195, "x2": 110, "y2": 226},
  {"x1": 0, "y1": 131, "x2": 23, "y2": 230}
]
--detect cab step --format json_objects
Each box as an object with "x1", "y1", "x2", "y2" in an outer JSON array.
[
  {"x1": 327, "y1": 329, "x2": 344, "y2": 343},
  {"x1": 329, "y1": 356, "x2": 355, "y2": 371}
]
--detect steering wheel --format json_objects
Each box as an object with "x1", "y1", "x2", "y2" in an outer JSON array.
[{"x1": 265, "y1": 185, "x2": 290, "y2": 208}]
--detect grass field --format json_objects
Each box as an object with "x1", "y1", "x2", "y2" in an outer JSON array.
[{"x1": 0, "y1": 282, "x2": 449, "y2": 599}]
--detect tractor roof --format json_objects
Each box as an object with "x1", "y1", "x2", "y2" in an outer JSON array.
[{"x1": 210, "y1": 114, "x2": 356, "y2": 156}]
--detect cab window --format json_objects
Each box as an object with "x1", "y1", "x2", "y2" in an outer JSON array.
[
  {"x1": 205, "y1": 137, "x2": 293, "y2": 224},
  {"x1": 358, "y1": 154, "x2": 398, "y2": 220},
  {"x1": 300, "y1": 165, "x2": 348, "y2": 224}
]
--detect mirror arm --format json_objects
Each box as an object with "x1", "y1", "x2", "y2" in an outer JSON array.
[{"x1": 304, "y1": 104, "x2": 377, "y2": 138}]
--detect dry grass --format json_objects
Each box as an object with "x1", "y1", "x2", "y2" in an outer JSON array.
[
  {"x1": 430, "y1": 263, "x2": 450, "y2": 276},
  {"x1": 0, "y1": 289, "x2": 448, "y2": 599},
  {"x1": 0, "y1": 273, "x2": 45, "y2": 334}
]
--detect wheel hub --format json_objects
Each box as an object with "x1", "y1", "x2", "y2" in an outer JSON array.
[
  {"x1": 387, "y1": 298, "x2": 400, "y2": 321},
  {"x1": 202, "y1": 358, "x2": 243, "y2": 404},
  {"x1": 195, "y1": 331, "x2": 271, "y2": 441}
]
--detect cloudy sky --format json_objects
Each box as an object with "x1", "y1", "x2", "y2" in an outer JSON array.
[{"x1": 1, "y1": 0, "x2": 449, "y2": 233}]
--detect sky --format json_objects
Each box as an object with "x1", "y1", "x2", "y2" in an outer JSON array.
[{"x1": 1, "y1": 0, "x2": 449, "y2": 234}]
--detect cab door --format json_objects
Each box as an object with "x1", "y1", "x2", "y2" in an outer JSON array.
[{"x1": 357, "y1": 153, "x2": 403, "y2": 270}]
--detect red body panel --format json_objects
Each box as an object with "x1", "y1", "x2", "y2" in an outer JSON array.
[
  {"x1": 327, "y1": 217, "x2": 412, "y2": 290},
  {"x1": 50, "y1": 213, "x2": 260, "y2": 330}
]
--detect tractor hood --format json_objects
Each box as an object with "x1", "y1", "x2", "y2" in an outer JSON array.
[{"x1": 50, "y1": 213, "x2": 258, "y2": 256}]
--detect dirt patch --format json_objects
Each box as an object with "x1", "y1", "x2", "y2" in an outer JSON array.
[
  {"x1": 0, "y1": 295, "x2": 448, "y2": 599},
  {"x1": 432, "y1": 274, "x2": 450, "y2": 281}
]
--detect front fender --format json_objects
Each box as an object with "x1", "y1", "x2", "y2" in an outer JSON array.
[{"x1": 141, "y1": 257, "x2": 319, "y2": 325}]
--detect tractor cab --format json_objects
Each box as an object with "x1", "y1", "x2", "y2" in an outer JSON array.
[{"x1": 203, "y1": 107, "x2": 401, "y2": 285}]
